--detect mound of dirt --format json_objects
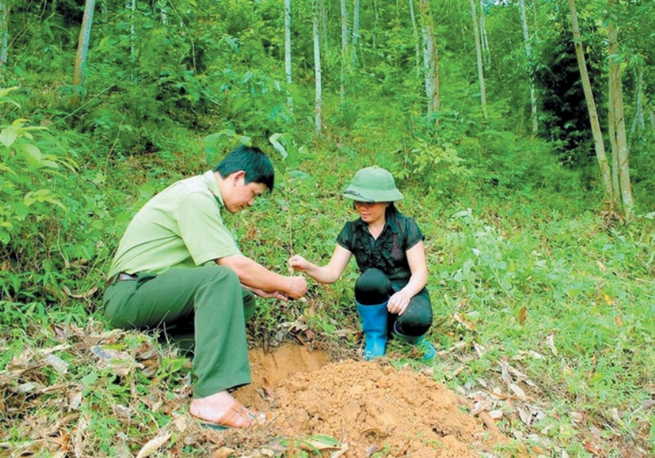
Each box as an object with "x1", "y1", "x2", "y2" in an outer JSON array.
[{"x1": 235, "y1": 344, "x2": 504, "y2": 456}]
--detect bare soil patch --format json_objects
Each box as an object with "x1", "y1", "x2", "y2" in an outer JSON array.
[{"x1": 232, "y1": 344, "x2": 505, "y2": 456}]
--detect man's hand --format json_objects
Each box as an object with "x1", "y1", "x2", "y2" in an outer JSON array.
[
  {"x1": 248, "y1": 287, "x2": 289, "y2": 301},
  {"x1": 285, "y1": 276, "x2": 308, "y2": 299},
  {"x1": 219, "y1": 254, "x2": 308, "y2": 299}
]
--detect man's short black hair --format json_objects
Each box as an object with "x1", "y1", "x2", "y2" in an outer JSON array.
[{"x1": 214, "y1": 145, "x2": 275, "y2": 192}]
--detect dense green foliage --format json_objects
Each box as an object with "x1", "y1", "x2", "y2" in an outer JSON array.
[{"x1": 1, "y1": 0, "x2": 654, "y2": 455}]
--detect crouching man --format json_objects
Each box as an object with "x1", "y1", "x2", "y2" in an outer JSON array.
[{"x1": 103, "y1": 145, "x2": 307, "y2": 429}]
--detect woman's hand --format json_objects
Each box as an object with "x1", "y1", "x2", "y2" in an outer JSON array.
[
  {"x1": 388, "y1": 290, "x2": 412, "y2": 315},
  {"x1": 288, "y1": 255, "x2": 312, "y2": 272}
]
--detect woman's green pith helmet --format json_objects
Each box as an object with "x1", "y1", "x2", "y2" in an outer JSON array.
[{"x1": 342, "y1": 166, "x2": 404, "y2": 203}]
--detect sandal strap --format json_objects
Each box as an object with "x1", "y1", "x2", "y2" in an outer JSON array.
[
  {"x1": 218, "y1": 401, "x2": 256, "y2": 428},
  {"x1": 196, "y1": 400, "x2": 272, "y2": 429}
]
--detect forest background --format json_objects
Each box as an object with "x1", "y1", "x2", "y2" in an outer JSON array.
[{"x1": 0, "y1": 0, "x2": 653, "y2": 456}]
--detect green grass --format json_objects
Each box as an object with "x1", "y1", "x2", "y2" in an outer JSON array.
[{"x1": 1, "y1": 128, "x2": 654, "y2": 456}]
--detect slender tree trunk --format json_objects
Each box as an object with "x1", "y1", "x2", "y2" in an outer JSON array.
[
  {"x1": 629, "y1": 66, "x2": 645, "y2": 141},
  {"x1": 159, "y1": 0, "x2": 167, "y2": 24},
  {"x1": 319, "y1": 0, "x2": 328, "y2": 59},
  {"x1": 312, "y1": 0, "x2": 322, "y2": 136},
  {"x1": 0, "y1": 1, "x2": 9, "y2": 77},
  {"x1": 73, "y1": 0, "x2": 96, "y2": 106},
  {"x1": 419, "y1": 0, "x2": 439, "y2": 117},
  {"x1": 372, "y1": 0, "x2": 379, "y2": 52},
  {"x1": 531, "y1": 0, "x2": 538, "y2": 40},
  {"x1": 340, "y1": 0, "x2": 349, "y2": 102},
  {"x1": 352, "y1": 0, "x2": 360, "y2": 65},
  {"x1": 478, "y1": 0, "x2": 490, "y2": 68},
  {"x1": 468, "y1": 0, "x2": 487, "y2": 119},
  {"x1": 408, "y1": 0, "x2": 421, "y2": 74},
  {"x1": 128, "y1": 0, "x2": 136, "y2": 81},
  {"x1": 568, "y1": 0, "x2": 614, "y2": 206},
  {"x1": 607, "y1": 15, "x2": 633, "y2": 220},
  {"x1": 285, "y1": 0, "x2": 293, "y2": 108},
  {"x1": 519, "y1": 0, "x2": 538, "y2": 138},
  {"x1": 607, "y1": 78, "x2": 621, "y2": 208}
]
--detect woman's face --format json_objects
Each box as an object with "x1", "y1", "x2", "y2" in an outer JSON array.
[{"x1": 354, "y1": 201, "x2": 388, "y2": 225}]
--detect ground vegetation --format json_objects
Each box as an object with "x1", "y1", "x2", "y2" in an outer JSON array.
[{"x1": 0, "y1": 0, "x2": 654, "y2": 456}]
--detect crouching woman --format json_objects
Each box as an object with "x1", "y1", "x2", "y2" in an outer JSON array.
[{"x1": 289, "y1": 166, "x2": 435, "y2": 360}]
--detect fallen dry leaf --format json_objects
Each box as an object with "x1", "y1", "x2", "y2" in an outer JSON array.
[
  {"x1": 173, "y1": 415, "x2": 188, "y2": 432},
  {"x1": 453, "y1": 312, "x2": 477, "y2": 331},
  {"x1": 584, "y1": 441, "x2": 600, "y2": 454},
  {"x1": 569, "y1": 411, "x2": 583, "y2": 424},
  {"x1": 90, "y1": 345, "x2": 142, "y2": 377},
  {"x1": 68, "y1": 390, "x2": 83, "y2": 410},
  {"x1": 364, "y1": 444, "x2": 380, "y2": 456},
  {"x1": 546, "y1": 333, "x2": 558, "y2": 355},
  {"x1": 517, "y1": 306, "x2": 527, "y2": 325},
  {"x1": 62, "y1": 285, "x2": 98, "y2": 300},
  {"x1": 517, "y1": 405, "x2": 533, "y2": 425},
  {"x1": 509, "y1": 382, "x2": 527, "y2": 399},
  {"x1": 45, "y1": 354, "x2": 69, "y2": 375},
  {"x1": 330, "y1": 444, "x2": 350, "y2": 457},
  {"x1": 436, "y1": 340, "x2": 468, "y2": 356},
  {"x1": 211, "y1": 447, "x2": 235, "y2": 458},
  {"x1": 73, "y1": 414, "x2": 89, "y2": 457},
  {"x1": 135, "y1": 433, "x2": 172, "y2": 458}
]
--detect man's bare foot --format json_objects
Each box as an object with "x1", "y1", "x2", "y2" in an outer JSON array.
[
  {"x1": 189, "y1": 390, "x2": 236, "y2": 424},
  {"x1": 190, "y1": 391, "x2": 271, "y2": 429}
]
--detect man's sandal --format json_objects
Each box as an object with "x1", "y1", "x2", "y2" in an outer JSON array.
[{"x1": 197, "y1": 400, "x2": 273, "y2": 430}]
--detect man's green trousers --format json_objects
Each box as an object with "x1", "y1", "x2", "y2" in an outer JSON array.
[{"x1": 103, "y1": 265, "x2": 255, "y2": 398}]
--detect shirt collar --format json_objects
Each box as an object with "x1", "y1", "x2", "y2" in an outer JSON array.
[{"x1": 203, "y1": 170, "x2": 225, "y2": 208}]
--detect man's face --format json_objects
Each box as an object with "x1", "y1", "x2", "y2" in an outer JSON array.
[{"x1": 224, "y1": 172, "x2": 267, "y2": 213}]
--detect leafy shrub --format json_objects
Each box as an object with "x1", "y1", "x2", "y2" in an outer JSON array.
[
  {"x1": 392, "y1": 137, "x2": 470, "y2": 193},
  {"x1": 0, "y1": 88, "x2": 76, "y2": 245}
]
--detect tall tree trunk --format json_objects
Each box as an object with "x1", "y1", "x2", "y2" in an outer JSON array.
[
  {"x1": 408, "y1": 0, "x2": 421, "y2": 74},
  {"x1": 607, "y1": 76, "x2": 621, "y2": 210},
  {"x1": 629, "y1": 66, "x2": 645, "y2": 141},
  {"x1": 159, "y1": 0, "x2": 167, "y2": 24},
  {"x1": 519, "y1": 0, "x2": 538, "y2": 138},
  {"x1": 478, "y1": 0, "x2": 490, "y2": 68},
  {"x1": 419, "y1": 0, "x2": 439, "y2": 117},
  {"x1": 312, "y1": 0, "x2": 322, "y2": 137},
  {"x1": 73, "y1": 0, "x2": 96, "y2": 106},
  {"x1": 128, "y1": 0, "x2": 136, "y2": 80},
  {"x1": 0, "y1": 1, "x2": 9, "y2": 77},
  {"x1": 607, "y1": 15, "x2": 634, "y2": 220},
  {"x1": 352, "y1": 0, "x2": 360, "y2": 65},
  {"x1": 319, "y1": 0, "x2": 328, "y2": 59},
  {"x1": 285, "y1": 0, "x2": 293, "y2": 108},
  {"x1": 568, "y1": 0, "x2": 614, "y2": 206},
  {"x1": 531, "y1": 0, "x2": 538, "y2": 40},
  {"x1": 340, "y1": 0, "x2": 349, "y2": 102},
  {"x1": 468, "y1": 0, "x2": 487, "y2": 119},
  {"x1": 372, "y1": 0, "x2": 379, "y2": 53}
]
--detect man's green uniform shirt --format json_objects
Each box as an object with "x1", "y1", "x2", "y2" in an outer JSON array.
[{"x1": 108, "y1": 170, "x2": 241, "y2": 277}]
